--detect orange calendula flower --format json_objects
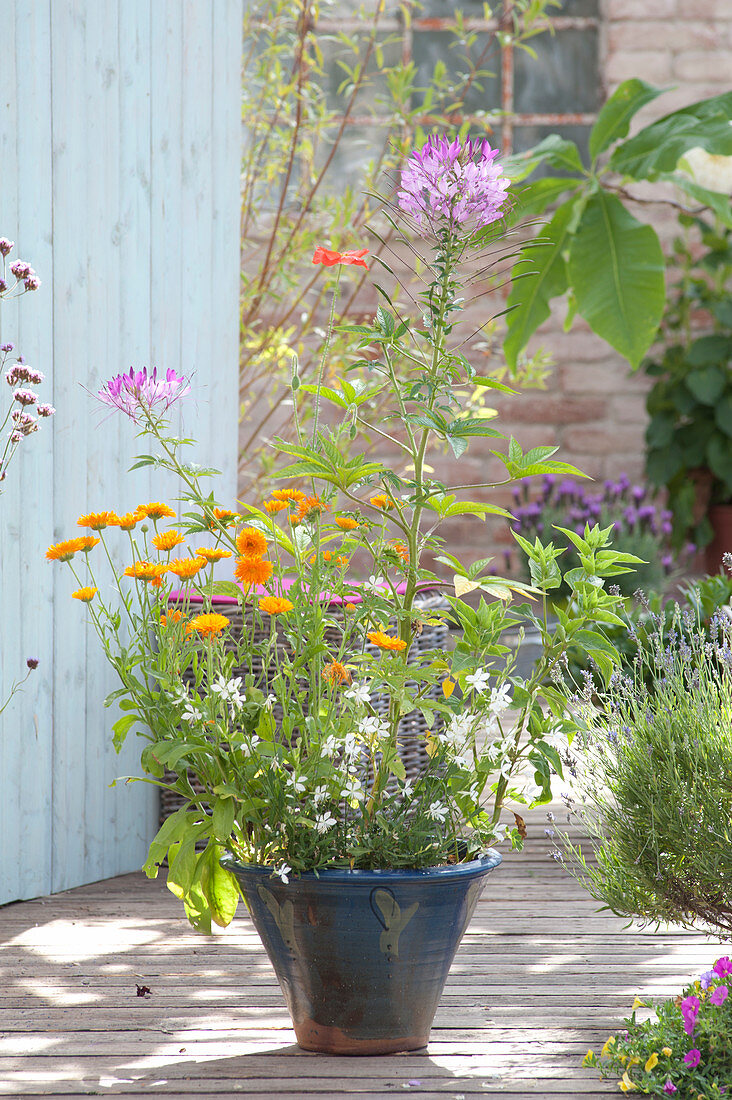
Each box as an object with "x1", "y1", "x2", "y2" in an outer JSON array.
[
  {"x1": 124, "y1": 560, "x2": 167, "y2": 582},
  {"x1": 111, "y1": 512, "x2": 140, "y2": 531},
  {"x1": 185, "y1": 612, "x2": 230, "y2": 637},
  {"x1": 46, "y1": 538, "x2": 87, "y2": 562},
  {"x1": 167, "y1": 557, "x2": 206, "y2": 580},
  {"x1": 259, "y1": 596, "x2": 293, "y2": 615},
  {"x1": 72, "y1": 587, "x2": 98, "y2": 602},
  {"x1": 236, "y1": 526, "x2": 268, "y2": 557},
  {"x1": 336, "y1": 556, "x2": 349, "y2": 568},
  {"x1": 297, "y1": 495, "x2": 330, "y2": 521},
  {"x1": 367, "y1": 630, "x2": 407, "y2": 652},
  {"x1": 336, "y1": 517, "x2": 359, "y2": 530},
  {"x1": 211, "y1": 507, "x2": 238, "y2": 526},
  {"x1": 160, "y1": 610, "x2": 184, "y2": 627},
  {"x1": 271, "y1": 488, "x2": 306, "y2": 504},
  {"x1": 196, "y1": 547, "x2": 233, "y2": 563},
  {"x1": 442, "y1": 679, "x2": 456, "y2": 698},
  {"x1": 390, "y1": 540, "x2": 409, "y2": 562},
  {"x1": 152, "y1": 530, "x2": 186, "y2": 552},
  {"x1": 323, "y1": 660, "x2": 351, "y2": 685},
  {"x1": 370, "y1": 495, "x2": 394, "y2": 510},
  {"x1": 264, "y1": 499, "x2": 288, "y2": 514},
  {"x1": 312, "y1": 246, "x2": 369, "y2": 269},
  {"x1": 235, "y1": 555, "x2": 273, "y2": 587},
  {"x1": 77, "y1": 536, "x2": 101, "y2": 553},
  {"x1": 344, "y1": 602, "x2": 357, "y2": 613},
  {"x1": 135, "y1": 502, "x2": 176, "y2": 521},
  {"x1": 288, "y1": 515, "x2": 301, "y2": 527},
  {"x1": 77, "y1": 511, "x2": 118, "y2": 531}
]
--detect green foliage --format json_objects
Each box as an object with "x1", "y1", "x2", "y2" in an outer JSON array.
[
  {"x1": 583, "y1": 966, "x2": 732, "y2": 1097},
  {"x1": 644, "y1": 216, "x2": 732, "y2": 549},
  {"x1": 504, "y1": 82, "x2": 732, "y2": 368}
]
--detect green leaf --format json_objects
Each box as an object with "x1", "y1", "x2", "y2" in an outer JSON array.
[
  {"x1": 212, "y1": 797, "x2": 236, "y2": 843},
  {"x1": 112, "y1": 713, "x2": 137, "y2": 752},
  {"x1": 707, "y1": 433, "x2": 732, "y2": 492},
  {"x1": 686, "y1": 334, "x2": 732, "y2": 367},
  {"x1": 199, "y1": 844, "x2": 239, "y2": 928},
  {"x1": 568, "y1": 191, "x2": 665, "y2": 368},
  {"x1": 504, "y1": 200, "x2": 575, "y2": 368},
  {"x1": 610, "y1": 90, "x2": 732, "y2": 180},
  {"x1": 715, "y1": 394, "x2": 732, "y2": 437},
  {"x1": 512, "y1": 177, "x2": 581, "y2": 219},
  {"x1": 507, "y1": 133, "x2": 585, "y2": 178},
  {"x1": 210, "y1": 581, "x2": 243, "y2": 601},
  {"x1": 685, "y1": 365, "x2": 726, "y2": 405},
  {"x1": 667, "y1": 173, "x2": 732, "y2": 229},
  {"x1": 589, "y1": 79, "x2": 665, "y2": 161}
]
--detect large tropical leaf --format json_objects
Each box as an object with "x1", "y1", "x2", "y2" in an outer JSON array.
[
  {"x1": 568, "y1": 191, "x2": 665, "y2": 368},
  {"x1": 504, "y1": 199, "x2": 575, "y2": 368},
  {"x1": 609, "y1": 90, "x2": 732, "y2": 180},
  {"x1": 589, "y1": 79, "x2": 664, "y2": 161}
]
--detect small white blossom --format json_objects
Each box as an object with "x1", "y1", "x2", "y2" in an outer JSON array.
[
  {"x1": 465, "y1": 667, "x2": 491, "y2": 695},
  {"x1": 313, "y1": 784, "x2": 329, "y2": 804},
  {"x1": 429, "y1": 801, "x2": 449, "y2": 824},
  {"x1": 320, "y1": 735, "x2": 339, "y2": 757},
  {"x1": 181, "y1": 703, "x2": 203, "y2": 723},
  {"x1": 286, "y1": 774, "x2": 306, "y2": 794},
  {"x1": 444, "y1": 712, "x2": 474, "y2": 744},
  {"x1": 488, "y1": 683, "x2": 512, "y2": 717},
  {"x1": 400, "y1": 779, "x2": 414, "y2": 799},
  {"x1": 274, "y1": 864, "x2": 292, "y2": 884},
  {"x1": 452, "y1": 753, "x2": 472, "y2": 771},
  {"x1": 315, "y1": 811, "x2": 337, "y2": 834},
  {"x1": 263, "y1": 693, "x2": 276, "y2": 711},
  {"x1": 358, "y1": 715, "x2": 389, "y2": 740},
  {"x1": 342, "y1": 732, "x2": 360, "y2": 758},
  {"x1": 364, "y1": 575, "x2": 386, "y2": 593},
  {"x1": 344, "y1": 679, "x2": 372, "y2": 705},
  {"x1": 210, "y1": 675, "x2": 245, "y2": 708},
  {"x1": 340, "y1": 777, "x2": 364, "y2": 802}
]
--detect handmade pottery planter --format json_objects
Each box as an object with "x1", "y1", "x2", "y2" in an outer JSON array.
[{"x1": 221, "y1": 851, "x2": 501, "y2": 1055}]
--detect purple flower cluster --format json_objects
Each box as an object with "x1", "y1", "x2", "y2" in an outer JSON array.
[
  {"x1": 398, "y1": 135, "x2": 510, "y2": 232},
  {"x1": 0, "y1": 238, "x2": 40, "y2": 294},
  {"x1": 512, "y1": 474, "x2": 672, "y2": 543},
  {"x1": 97, "y1": 366, "x2": 190, "y2": 423}
]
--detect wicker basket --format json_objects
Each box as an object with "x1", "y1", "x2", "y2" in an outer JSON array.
[{"x1": 159, "y1": 588, "x2": 450, "y2": 824}]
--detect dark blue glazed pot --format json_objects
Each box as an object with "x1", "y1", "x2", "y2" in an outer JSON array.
[{"x1": 221, "y1": 851, "x2": 501, "y2": 1054}]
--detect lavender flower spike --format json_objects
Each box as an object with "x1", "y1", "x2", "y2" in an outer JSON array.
[
  {"x1": 97, "y1": 366, "x2": 190, "y2": 423},
  {"x1": 398, "y1": 135, "x2": 510, "y2": 232}
]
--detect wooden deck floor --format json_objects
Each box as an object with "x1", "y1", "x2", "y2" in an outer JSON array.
[{"x1": 0, "y1": 810, "x2": 722, "y2": 1099}]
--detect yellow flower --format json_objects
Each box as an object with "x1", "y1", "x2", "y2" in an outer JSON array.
[
  {"x1": 235, "y1": 555, "x2": 273, "y2": 587},
  {"x1": 152, "y1": 530, "x2": 186, "y2": 552},
  {"x1": 135, "y1": 502, "x2": 176, "y2": 521},
  {"x1": 77, "y1": 536, "x2": 100, "y2": 553},
  {"x1": 72, "y1": 587, "x2": 97, "y2": 602},
  {"x1": 631, "y1": 997, "x2": 648, "y2": 1010},
  {"x1": 196, "y1": 547, "x2": 233, "y2": 563},
  {"x1": 369, "y1": 494, "x2": 393, "y2": 509},
  {"x1": 124, "y1": 560, "x2": 167, "y2": 583},
  {"x1": 259, "y1": 596, "x2": 293, "y2": 615},
  {"x1": 167, "y1": 557, "x2": 206, "y2": 580},
  {"x1": 264, "y1": 499, "x2": 288, "y2": 514},
  {"x1": 344, "y1": 601, "x2": 357, "y2": 613},
  {"x1": 111, "y1": 512, "x2": 139, "y2": 531},
  {"x1": 662, "y1": 1048, "x2": 673, "y2": 1058},
  {"x1": 601, "y1": 1036, "x2": 616, "y2": 1057},
  {"x1": 442, "y1": 679, "x2": 456, "y2": 698},
  {"x1": 185, "y1": 612, "x2": 230, "y2": 638},
  {"x1": 77, "y1": 511, "x2": 118, "y2": 531},
  {"x1": 211, "y1": 507, "x2": 238, "y2": 527},
  {"x1": 271, "y1": 488, "x2": 305, "y2": 503},
  {"x1": 235, "y1": 526, "x2": 268, "y2": 557},
  {"x1": 46, "y1": 537, "x2": 87, "y2": 562},
  {"x1": 367, "y1": 630, "x2": 407, "y2": 652},
  {"x1": 336, "y1": 516, "x2": 359, "y2": 530},
  {"x1": 644, "y1": 1052, "x2": 659, "y2": 1073},
  {"x1": 297, "y1": 495, "x2": 329, "y2": 521},
  {"x1": 581, "y1": 1050, "x2": 595, "y2": 1068},
  {"x1": 619, "y1": 1072, "x2": 637, "y2": 1092}
]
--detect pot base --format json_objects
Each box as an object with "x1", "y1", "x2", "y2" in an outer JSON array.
[{"x1": 295, "y1": 1017, "x2": 428, "y2": 1055}]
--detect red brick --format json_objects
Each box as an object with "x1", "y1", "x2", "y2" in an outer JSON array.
[
  {"x1": 559, "y1": 361, "x2": 649, "y2": 396},
  {"x1": 562, "y1": 425, "x2": 646, "y2": 457}
]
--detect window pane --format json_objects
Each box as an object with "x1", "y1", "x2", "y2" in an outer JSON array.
[
  {"x1": 417, "y1": 0, "x2": 490, "y2": 13},
  {"x1": 318, "y1": 33, "x2": 404, "y2": 114},
  {"x1": 554, "y1": 0, "x2": 600, "y2": 15},
  {"x1": 513, "y1": 28, "x2": 600, "y2": 115},
  {"x1": 314, "y1": 124, "x2": 393, "y2": 195},
  {"x1": 412, "y1": 31, "x2": 502, "y2": 114}
]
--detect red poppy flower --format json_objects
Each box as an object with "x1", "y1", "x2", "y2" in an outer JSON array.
[{"x1": 312, "y1": 247, "x2": 369, "y2": 269}]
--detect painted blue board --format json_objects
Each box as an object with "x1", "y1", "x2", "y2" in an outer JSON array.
[{"x1": 0, "y1": 0, "x2": 242, "y2": 904}]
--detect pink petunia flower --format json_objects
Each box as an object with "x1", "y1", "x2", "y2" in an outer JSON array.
[
  {"x1": 662, "y1": 1082, "x2": 677, "y2": 1095},
  {"x1": 681, "y1": 994, "x2": 700, "y2": 1036},
  {"x1": 714, "y1": 956, "x2": 732, "y2": 979},
  {"x1": 710, "y1": 984, "x2": 728, "y2": 1006},
  {"x1": 684, "y1": 1048, "x2": 701, "y2": 1068}
]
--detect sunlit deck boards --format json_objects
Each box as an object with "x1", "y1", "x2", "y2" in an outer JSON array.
[{"x1": 0, "y1": 810, "x2": 721, "y2": 1098}]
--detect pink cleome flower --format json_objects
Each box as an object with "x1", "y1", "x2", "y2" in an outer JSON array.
[
  {"x1": 97, "y1": 366, "x2": 190, "y2": 423},
  {"x1": 398, "y1": 135, "x2": 510, "y2": 232}
]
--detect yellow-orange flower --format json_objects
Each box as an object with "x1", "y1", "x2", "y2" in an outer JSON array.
[
  {"x1": 367, "y1": 630, "x2": 407, "y2": 652},
  {"x1": 46, "y1": 538, "x2": 87, "y2": 562},
  {"x1": 324, "y1": 661, "x2": 351, "y2": 684},
  {"x1": 211, "y1": 507, "x2": 238, "y2": 527},
  {"x1": 77, "y1": 511, "x2": 118, "y2": 531},
  {"x1": 185, "y1": 612, "x2": 230, "y2": 637},
  {"x1": 77, "y1": 536, "x2": 100, "y2": 553},
  {"x1": 167, "y1": 557, "x2": 206, "y2": 580},
  {"x1": 265, "y1": 499, "x2": 288, "y2": 514},
  {"x1": 196, "y1": 547, "x2": 233, "y2": 563},
  {"x1": 135, "y1": 502, "x2": 176, "y2": 521},
  {"x1": 259, "y1": 596, "x2": 293, "y2": 615},
  {"x1": 236, "y1": 527, "x2": 268, "y2": 557},
  {"x1": 152, "y1": 530, "x2": 186, "y2": 552},
  {"x1": 336, "y1": 556, "x2": 349, "y2": 568},
  {"x1": 442, "y1": 679, "x2": 456, "y2": 698},
  {"x1": 390, "y1": 541, "x2": 409, "y2": 562},
  {"x1": 370, "y1": 495, "x2": 393, "y2": 510},
  {"x1": 235, "y1": 555, "x2": 273, "y2": 587},
  {"x1": 288, "y1": 515, "x2": 301, "y2": 527},
  {"x1": 124, "y1": 560, "x2": 167, "y2": 582},
  {"x1": 336, "y1": 517, "x2": 359, "y2": 530},
  {"x1": 297, "y1": 495, "x2": 330, "y2": 521},
  {"x1": 160, "y1": 610, "x2": 184, "y2": 626},
  {"x1": 111, "y1": 512, "x2": 139, "y2": 531},
  {"x1": 72, "y1": 587, "x2": 98, "y2": 602},
  {"x1": 344, "y1": 601, "x2": 357, "y2": 613},
  {"x1": 271, "y1": 488, "x2": 305, "y2": 504}
]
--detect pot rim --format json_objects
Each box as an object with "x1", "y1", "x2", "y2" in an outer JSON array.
[{"x1": 220, "y1": 848, "x2": 501, "y2": 884}]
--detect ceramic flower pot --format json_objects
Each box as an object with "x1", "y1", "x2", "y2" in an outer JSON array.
[
  {"x1": 705, "y1": 503, "x2": 732, "y2": 575},
  {"x1": 221, "y1": 851, "x2": 501, "y2": 1055}
]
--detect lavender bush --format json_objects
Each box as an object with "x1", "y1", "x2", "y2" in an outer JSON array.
[{"x1": 508, "y1": 474, "x2": 686, "y2": 598}]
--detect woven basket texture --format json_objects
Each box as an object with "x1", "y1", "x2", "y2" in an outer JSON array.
[{"x1": 159, "y1": 590, "x2": 450, "y2": 824}]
